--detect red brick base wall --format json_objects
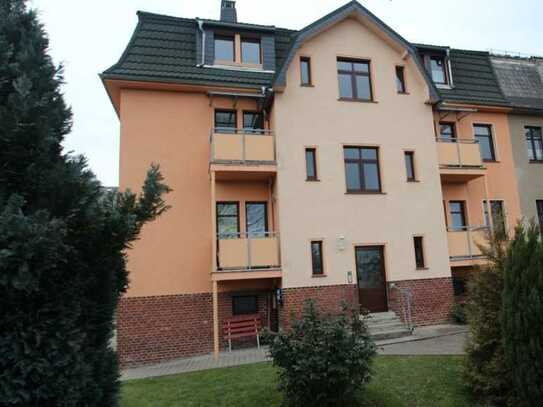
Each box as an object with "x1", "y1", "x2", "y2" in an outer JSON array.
[
  {"x1": 279, "y1": 284, "x2": 358, "y2": 329},
  {"x1": 117, "y1": 291, "x2": 272, "y2": 367},
  {"x1": 388, "y1": 277, "x2": 454, "y2": 326},
  {"x1": 117, "y1": 293, "x2": 213, "y2": 367}
]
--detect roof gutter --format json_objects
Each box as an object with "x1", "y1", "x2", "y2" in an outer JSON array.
[{"x1": 197, "y1": 18, "x2": 205, "y2": 67}]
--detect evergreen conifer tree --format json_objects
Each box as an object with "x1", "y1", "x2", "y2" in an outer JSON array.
[
  {"x1": 0, "y1": 1, "x2": 170, "y2": 405},
  {"x1": 464, "y1": 229, "x2": 513, "y2": 404},
  {"x1": 502, "y1": 222, "x2": 543, "y2": 406}
]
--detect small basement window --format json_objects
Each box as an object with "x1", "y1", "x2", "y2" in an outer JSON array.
[{"x1": 232, "y1": 295, "x2": 258, "y2": 315}]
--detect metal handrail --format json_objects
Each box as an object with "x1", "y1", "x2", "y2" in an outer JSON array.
[
  {"x1": 389, "y1": 284, "x2": 414, "y2": 332},
  {"x1": 435, "y1": 137, "x2": 483, "y2": 168},
  {"x1": 213, "y1": 127, "x2": 274, "y2": 135},
  {"x1": 447, "y1": 225, "x2": 489, "y2": 259},
  {"x1": 216, "y1": 231, "x2": 279, "y2": 239},
  {"x1": 435, "y1": 137, "x2": 479, "y2": 144},
  {"x1": 446, "y1": 225, "x2": 489, "y2": 232}
]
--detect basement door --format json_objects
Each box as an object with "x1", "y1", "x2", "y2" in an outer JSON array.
[{"x1": 355, "y1": 246, "x2": 388, "y2": 313}]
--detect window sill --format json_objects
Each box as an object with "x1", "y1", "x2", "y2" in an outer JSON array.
[
  {"x1": 483, "y1": 159, "x2": 499, "y2": 163},
  {"x1": 306, "y1": 178, "x2": 320, "y2": 182},
  {"x1": 529, "y1": 160, "x2": 543, "y2": 164},
  {"x1": 345, "y1": 191, "x2": 386, "y2": 195},
  {"x1": 397, "y1": 91, "x2": 410, "y2": 95},
  {"x1": 407, "y1": 179, "x2": 420, "y2": 183},
  {"x1": 435, "y1": 84, "x2": 453, "y2": 89},
  {"x1": 301, "y1": 84, "x2": 314, "y2": 88},
  {"x1": 338, "y1": 97, "x2": 378, "y2": 104},
  {"x1": 214, "y1": 60, "x2": 263, "y2": 69},
  {"x1": 311, "y1": 274, "x2": 327, "y2": 278},
  {"x1": 416, "y1": 267, "x2": 429, "y2": 271}
]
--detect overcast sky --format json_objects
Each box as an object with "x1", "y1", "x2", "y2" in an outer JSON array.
[{"x1": 29, "y1": 0, "x2": 543, "y2": 187}]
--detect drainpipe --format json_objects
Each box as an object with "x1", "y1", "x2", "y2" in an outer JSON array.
[
  {"x1": 446, "y1": 49, "x2": 454, "y2": 88},
  {"x1": 197, "y1": 19, "x2": 205, "y2": 67}
]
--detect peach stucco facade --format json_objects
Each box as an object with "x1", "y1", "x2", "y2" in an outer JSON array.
[
  {"x1": 273, "y1": 18, "x2": 452, "y2": 288},
  {"x1": 119, "y1": 88, "x2": 273, "y2": 297},
  {"x1": 437, "y1": 111, "x2": 522, "y2": 234}
]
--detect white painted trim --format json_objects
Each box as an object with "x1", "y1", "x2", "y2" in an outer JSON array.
[{"x1": 204, "y1": 64, "x2": 275, "y2": 74}]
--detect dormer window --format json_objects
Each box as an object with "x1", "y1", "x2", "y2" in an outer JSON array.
[
  {"x1": 418, "y1": 47, "x2": 452, "y2": 87},
  {"x1": 213, "y1": 33, "x2": 263, "y2": 67},
  {"x1": 215, "y1": 35, "x2": 235, "y2": 62},
  {"x1": 241, "y1": 38, "x2": 261, "y2": 65},
  {"x1": 430, "y1": 56, "x2": 448, "y2": 85}
]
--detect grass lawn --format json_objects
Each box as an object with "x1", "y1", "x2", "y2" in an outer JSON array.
[{"x1": 122, "y1": 356, "x2": 476, "y2": 407}]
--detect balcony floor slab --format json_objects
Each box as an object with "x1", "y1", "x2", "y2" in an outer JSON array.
[{"x1": 212, "y1": 269, "x2": 282, "y2": 282}]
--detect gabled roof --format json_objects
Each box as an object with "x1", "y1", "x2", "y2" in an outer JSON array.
[
  {"x1": 273, "y1": 1, "x2": 440, "y2": 102},
  {"x1": 491, "y1": 56, "x2": 543, "y2": 113},
  {"x1": 101, "y1": 11, "x2": 296, "y2": 89}
]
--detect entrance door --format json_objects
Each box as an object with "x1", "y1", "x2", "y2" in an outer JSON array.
[{"x1": 355, "y1": 246, "x2": 387, "y2": 313}]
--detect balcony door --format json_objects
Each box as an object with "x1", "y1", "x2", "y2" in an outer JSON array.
[
  {"x1": 355, "y1": 246, "x2": 388, "y2": 313},
  {"x1": 449, "y1": 201, "x2": 467, "y2": 231},
  {"x1": 217, "y1": 202, "x2": 240, "y2": 239},
  {"x1": 439, "y1": 122, "x2": 457, "y2": 143},
  {"x1": 245, "y1": 202, "x2": 268, "y2": 238}
]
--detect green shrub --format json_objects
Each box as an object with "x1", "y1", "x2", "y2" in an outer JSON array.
[
  {"x1": 451, "y1": 303, "x2": 467, "y2": 324},
  {"x1": 266, "y1": 300, "x2": 376, "y2": 407},
  {"x1": 464, "y1": 230, "x2": 513, "y2": 405},
  {"x1": 503, "y1": 222, "x2": 543, "y2": 406}
]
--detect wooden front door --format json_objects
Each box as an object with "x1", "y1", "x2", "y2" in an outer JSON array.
[{"x1": 355, "y1": 246, "x2": 387, "y2": 313}]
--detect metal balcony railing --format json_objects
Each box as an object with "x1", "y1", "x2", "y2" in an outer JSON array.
[
  {"x1": 216, "y1": 231, "x2": 281, "y2": 271},
  {"x1": 447, "y1": 225, "x2": 489, "y2": 260},
  {"x1": 210, "y1": 128, "x2": 276, "y2": 163},
  {"x1": 436, "y1": 137, "x2": 483, "y2": 168}
]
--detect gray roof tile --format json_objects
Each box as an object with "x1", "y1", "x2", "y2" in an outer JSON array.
[
  {"x1": 437, "y1": 49, "x2": 509, "y2": 106},
  {"x1": 491, "y1": 56, "x2": 543, "y2": 112}
]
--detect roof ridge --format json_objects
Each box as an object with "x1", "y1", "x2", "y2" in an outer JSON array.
[{"x1": 137, "y1": 10, "x2": 196, "y2": 23}]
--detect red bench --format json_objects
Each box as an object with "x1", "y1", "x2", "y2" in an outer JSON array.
[{"x1": 223, "y1": 315, "x2": 262, "y2": 352}]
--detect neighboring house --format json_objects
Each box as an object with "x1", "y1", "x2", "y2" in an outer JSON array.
[
  {"x1": 415, "y1": 45, "x2": 522, "y2": 294},
  {"x1": 101, "y1": 0, "x2": 533, "y2": 366},
  {"x1": 491, "y1": 55, "x2": 543, "y2": 228}
]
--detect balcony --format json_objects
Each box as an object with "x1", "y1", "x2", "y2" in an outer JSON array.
[
  {"x1": 214, "y1": 232, "x2": 281, "y2": 280},
  {"x1": 211, "y1": 129, "x2": 276, "y2": 163},
  {"x1": 437, "y1": 138, "x2": 485, "y2": 181},
  {"x1": 447, "y1": 226, "x2": 489, "y2": 264}
]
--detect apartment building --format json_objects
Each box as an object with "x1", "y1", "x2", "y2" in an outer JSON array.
[
  {"x1": 101, "y1": 1, "x2": 533, "y2": 366},
  {"x1": 491, "y1": 55, "x2": 543, "y2": 229}
]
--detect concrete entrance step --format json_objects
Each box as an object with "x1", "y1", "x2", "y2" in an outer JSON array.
[
  {"x1": 366, "y1": 311, "x2": 397, "y2": 320},
  {"x1": 368, "y1": 323, "x2": 408, "y2": 333},
  {"x1": 364, "y1": 311, "x2": 412, "y2": 342},
  {"x1": 370, "y1": 328, "x2": 413, "y2": 341}
]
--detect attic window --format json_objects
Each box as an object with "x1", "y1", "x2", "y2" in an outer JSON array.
[
  {"x1": 430, "y1": 56, "x2": 448, "y2": 85},
  {"x1": 215, "y1": 35, "x2": 235, "y2": 62},
  {"x1": 241, "y1": 38, "x2": 261, "y2": 65}
]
